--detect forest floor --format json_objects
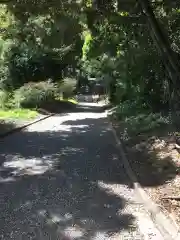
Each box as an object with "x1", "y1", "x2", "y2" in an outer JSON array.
[{"x1": 111, "y1": 116, "x2": 180, "y2": 226}]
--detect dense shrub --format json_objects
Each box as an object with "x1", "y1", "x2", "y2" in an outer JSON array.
[
  {"x1": 60, "y1": 77, "x2": 77, "y2": 98},
  {"x1": 123, "y1": 113, "x2": 170, "y2": 135},
  {"x1": 0, "y1": 90, "x2": 11, "y2": 108},
  {"x1": 112, "y1": 101, "x2": 170, "y2": 138},
  {"x1": 13, "y1": 81, "x2": 58, "y2": 108},
  {"x1": 114, "y1": 100, "x2": 149, "y2": 120}
]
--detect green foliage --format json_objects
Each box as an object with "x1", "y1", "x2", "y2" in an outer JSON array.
[
  {"x1": 114, "y1": 100, "x2": 149, "y2": 120},
  {"x1": 0, "y1": 2, "x2": 83, "y2": 91},
  {"x1": 0, "y1": 90, "x2": 11, "y2": 108},
  {"x1": 0, "y1": 0, "x2": 179, "y2": 122},
  {"x1": 0, "y1": 109, "x2": 38, "y2": 120},
  {"x1": 123, "y1": 113, "x2": 170, "y2": 137},
  {"x1": 80, "y1": 2, "x2": 178, "y2": 115},
  {"x1": 5, "y1": 44, "x2": 74, "y2": 89},
  {"x1": 61, "y1": 77, "x2": 77, "y2": 98},
  {"x1": 112, "y1": 101, "x2": 170, "y2": 138},
  {"x1": 82, "y1": 31, "x2": 92, "y2": 60},
  {"x1": 13, "y1": 81, "x2": 58, "y2": 108}
]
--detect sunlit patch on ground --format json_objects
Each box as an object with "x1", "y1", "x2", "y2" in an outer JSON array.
[
  {"x1": 2, "y1": 155, "x2": 54, "y2": 175},
  {"x1": 59, "y1": 124, "x2": 89, "y2": 132},
  {"x1": 61, "y1": 226, "x2": 85, "y2": 239},
  {"x1": 25, "y1": 111, "x2": 106, "y2": 133},
  {"x1": 98, "y1": 181, "x2": 134, "y2": 200},
  {"x1": 0, "y1": 154, "x2": 62, "y2": 178},
  {"x1": 0, "y1": 145, "x2": 85, "y2": 180}
]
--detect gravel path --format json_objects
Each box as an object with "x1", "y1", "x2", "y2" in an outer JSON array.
[{"x1": 0, "y1": 105, "x2": 163, "y2": 239}]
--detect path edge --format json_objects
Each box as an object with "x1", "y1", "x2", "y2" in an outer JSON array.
[
  {"x1": 106, "y1": 112, "x2": 180, "y2": 240},
  {"x1": 0, "y1": 111, "x2": 56, "y2": 139}
]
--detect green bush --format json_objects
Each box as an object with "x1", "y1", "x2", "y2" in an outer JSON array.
[
  {"x1": 112, "y1": 100, "x2": 170, "y2": 138},
  {"x1": 60, "y1": 77, "x2": 76, "y2": 98},
  {"x1": 121, "y1": 113, "x2": 170, "y2": 137},
  {"x1": 0, "y1": 90, "x2": 11, "y2": 108},
  {"x1": 13, "y1": 81, "x2": 58, "y2": 108},
  {"x1": 127, "y1": 113, "x2": 169, "y2": 133},
  {"x1": 114, "y1": 100, "x2": 149, "y2": 120}
]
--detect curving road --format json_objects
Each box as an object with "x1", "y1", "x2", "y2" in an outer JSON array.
[{"x1": 0, "y1": 103, "x2": 163, "y2": 239}]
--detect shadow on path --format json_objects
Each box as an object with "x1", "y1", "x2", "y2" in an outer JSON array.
[
  {"x1": 0, "y1": 121, "x2": 16, "y2": 135},
  {"x1": 0, "y1": 114, "x2": 136, "y2": 239}
]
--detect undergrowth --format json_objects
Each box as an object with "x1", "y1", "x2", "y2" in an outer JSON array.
[{"x1": 112, "y1": 101, "x2": 171, "y2": 139}]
